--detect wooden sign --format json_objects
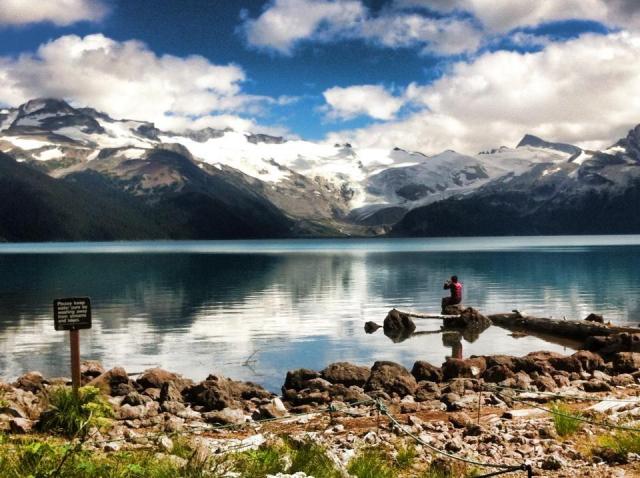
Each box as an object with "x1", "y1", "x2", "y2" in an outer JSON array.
[{"x1": 54, "y1": 297, "x2": 91, "y2": 331}]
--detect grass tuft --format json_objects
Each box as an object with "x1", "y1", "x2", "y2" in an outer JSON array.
[
  {"x1": 39, "y1": 386, "x2": 112, "y2": 437},
  {"x1": 598, "y1": 431, "x2": 640, "y2": 454},
  {"x1": 395, "y1": 443, "x2": 417, "y2": 470},
  {"x1": 234, "y1": 445, "x2": 287, "y2": 477},
  {"x1": 289, "y1": 440, "x2": 341, "y2": 478},
  {"x1": 550, "y1": 401, "x2": 582, "y2": 437},
  {"x1": 347, "y1": 448, "x2": 395, "y2": 478}
]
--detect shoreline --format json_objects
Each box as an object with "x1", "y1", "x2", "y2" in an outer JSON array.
[{"x1": 3, "y1": 348, "x2": 640, "y2": 476}]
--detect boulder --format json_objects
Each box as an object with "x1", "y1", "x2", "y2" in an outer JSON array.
[
  {"x1": 136, "y1": 368, "x2": 192, "y2": 392},
  {"x1": 549, "y1": 355, "x2": 583, "y2": 373},
  {"x1": 282, "y1": 369, "x2": 320, "y2": 392},
  {"x1": 585, "y1": 313, "x2": 604, "y2": 324},
  {"x1": 484, "y1": 355, "x2": 516, "y2": 370},
  {"x1": 411, "y1": 361, "x2": 443, "y2": 383},
  {"x1": 321, "y1": 362, "x2": 370, "y2": 388},
  {"x1": 534, "y1": 375, "x2": 557, "y2": 392},
  {"x1": 583, "y1": 380, "x2": 612, "y2": 393},
  {"x1": 611, "y1": 374, "x2": 634, "y2": 386},
  {"x1": 483, "y1": 364, "x2": 514, "y2": 383},
  {"x1": 13, "y1": 372, "x2": 46, "y2": 393},
  {"x1": 184, "y1": 375, "x2": 272, "y2": 412},
  {"x1": 283, "y1": 389, "x2": 330, "y2": 406},
  {"x1": 442, "y1": 357, "x2": 486, "y2": 380},
  {"x1": 383, "y1": 310, "x2": 416, "y2": 342},
  {"x1": 442, "y1": 303, "x2": 465, "y2": 315},
  {"x1": 122, "y1": 392, "x2": 151, "y2": 407},
  {"x1": 160, "y1": 383, "x2": 183, "y2": 403},
  {"x1": 80, "y1": 361, "x2": 105, "y2": 382},
  {"x1": 183, "y1": 376, "x2": 235, "y2": 411},
  {"x1": 254, "y1": 398, "x2": 288, "y2": 420},
  {"x1": 202, "y1": 407, "x2": 245, "y2": 425},
  {"x1": 88, "y1": 367, "x2": 131, "y2": 396},
  {"x1": 571, "y1": 351, "x2": 604, "y2": 373},
  {"x1": 612, "y1": 352, "x2": 640, "y2": 374},
  {"x1": 415, "y1": 381, "x2": 440, "y2": 401},
  {"x1": 341, "y1": 386, "x2": 371, "y2": 404},
  {"x1": 364, "y1": 361, "x2": 418, "y2": 397},
  {"x1": 364, "y1": 321, "x2": 381, "y2": 333},
  {"x1": 443, "y1": 308, "x2": 491, "y2": 332}
]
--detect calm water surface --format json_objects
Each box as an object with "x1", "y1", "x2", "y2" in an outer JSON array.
[{"x1": 1, "y1": 236, "x2": 639, "y2": 391}]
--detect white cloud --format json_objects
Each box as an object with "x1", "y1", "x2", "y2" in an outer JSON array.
[
  {"x1": 396, "y1": 0, "x2": 640, "y2": 33},
  {"x1": 0, "y1": 34, "x2": 285, "y2": 132},
  {"x1": 0, "y1": 0, "x2": 108, "y2": 26},
  {"x1": 327, "y1": 32, "x2": 640, "y2": 154},
  {"x1": 241, "y1": 0, "x2": 482, "y2": 55},
  {"x1": 242, "y1": 0, "x2": 365, "y2": 54},
  {"x1": 322, "y1": 85, "x2": 405, "y2": 120}
]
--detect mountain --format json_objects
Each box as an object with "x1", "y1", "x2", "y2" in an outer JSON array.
[
  {"x1": 1, "y1": 98, "x2": 640, "y2": 240},
  {"x1": 392, "y1": 131, "x2": 640, "y2": 236}
]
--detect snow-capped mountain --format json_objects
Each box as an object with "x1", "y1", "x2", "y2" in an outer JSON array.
[{"x1": 1, "y1": 98, "x2": 639, "y2": 240}]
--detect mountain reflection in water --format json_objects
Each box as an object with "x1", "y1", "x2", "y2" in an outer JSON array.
[{"x1": 0, "y1": 237, "x2": 639, "y2": 391}]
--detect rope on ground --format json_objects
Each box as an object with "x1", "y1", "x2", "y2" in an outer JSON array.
[
  {"x1": 374, "y1": 400, "x2": 532, "y2": 477},
  {"x1": 484, "y1": 382, "x2": 640, "y2": 403},
  {"x1": 488, "y1": 387, "x2": 640, "y2": 433}
]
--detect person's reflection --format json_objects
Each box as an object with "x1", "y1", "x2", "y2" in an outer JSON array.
[
  {"x1": 452, "y1": 340, "x2": 463, "y2": 359},
  {"x1": 443, "y1": 331, "x2": 463, "y2": 359}
]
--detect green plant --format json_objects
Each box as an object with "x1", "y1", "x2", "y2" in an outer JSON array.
[
  {"x1": 289, "y1": 440, "x2": 341, "y2": 478},
  {"x1": 39, "y1": 386, "x2": 113, "y2": 437},
  {"x1": 550, "y1": 401, "x2": 583, "y2": 437},
  {"x1": 234, "y1": 445, "x2": 287, "y2": 477},
  {"x1": 347, "y1": 448, "x2": 395, "y2": 478},
  {"x1": 395, "y1": 443, "x2": 417, "y2": 470},
  {"x1": 596, "y1": 431, "x2": 640, "y2": 455}
]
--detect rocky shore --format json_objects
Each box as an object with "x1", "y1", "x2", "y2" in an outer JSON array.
[{"x1": 3, "y1": 347, "x2": 640, "y2": 476}]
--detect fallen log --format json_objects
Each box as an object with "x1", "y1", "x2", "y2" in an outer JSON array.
[
  {"x1": 392, "y1": 309, "x2": 459, "y2": 320},
  {"x1": 488, "y1": 313, "x2": 640, "y2": 339}
]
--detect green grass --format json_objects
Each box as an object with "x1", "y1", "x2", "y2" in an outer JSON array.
[
  {"x1": 395, "y1": 444, "x2": 417, "y2": 470},
  {"x1": 0, "y1": 435, "x2": 223, "y2": 478},
  {"x1": 550, "y1": 401, "x2": 583, "y2": 437},
  {"x1": 289, "y1": 440, "x2": 341, "y2": 478},
  {"x1": 39, "y1": 386, "x2": 113, "y2": 437},
  {"x1": 347, "y1": 448, "x2": 395, "y2": 478},
  {"x1": 234, "y1": 445, "x2": 287, "y2": 477},
  {"x1": 596, "y1": 430, "x2": 640, "y2": 455}
]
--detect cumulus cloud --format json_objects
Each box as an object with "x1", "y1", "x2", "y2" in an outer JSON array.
[
  {"x1": 327, "y1": 32, "x2": 640, "y2": 154},
  {"x1": 395, "y1": 0, "x2": 640, "y2": 33},
  {"x1": 0, "y1": 0, "x2": 108, "y2": 26},
  {"x1": 241, "y1": 0, "x2": 482, "y2": 55},
  {"x1": 0, "y1": 34, "x2": 286, "y2": 132},
  {"x1": 322, "y1": 85, "x2": 405, "y2": 121}
]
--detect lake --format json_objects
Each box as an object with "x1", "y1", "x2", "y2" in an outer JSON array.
[{"x1": 1, "y1": 236, "x2": 639, "y2": 392}]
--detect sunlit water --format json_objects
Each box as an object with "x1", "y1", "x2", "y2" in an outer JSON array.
[{"x1": 1, "y1": 236, "x2": 639, "y2": 392}]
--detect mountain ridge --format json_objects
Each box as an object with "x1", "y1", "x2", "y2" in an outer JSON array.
[{"x1": 1, "y1": 98, "x2": 639, "y2": 240}]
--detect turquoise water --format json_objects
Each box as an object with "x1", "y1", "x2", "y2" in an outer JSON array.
[{"x1": 1, "y1": 236, "x2": 639, "y2": 391}]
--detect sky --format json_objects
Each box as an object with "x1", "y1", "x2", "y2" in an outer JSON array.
[{"x1": 0, "y1": 0, "x2": 639, "y2": 154}]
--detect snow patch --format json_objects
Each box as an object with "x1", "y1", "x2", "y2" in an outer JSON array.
[
  {"x1": 3, "y1": 136, "x2": 50, "y2": 150},
  {"x1": 35, "y1": 148, "x2": 64, "y2": 161}
]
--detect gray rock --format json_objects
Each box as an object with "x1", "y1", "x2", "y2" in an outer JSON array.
[{"x1": 202, "y1": 407, "x2": 245, "y2": 425}]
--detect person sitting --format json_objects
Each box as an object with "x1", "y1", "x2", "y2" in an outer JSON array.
[{"x1": 442, "y1": 275, "x2": 462, "y2": 311}]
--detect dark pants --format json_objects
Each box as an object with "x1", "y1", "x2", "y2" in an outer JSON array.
[{"x1": 442, "y1": 296, "x2": 461, "y2": 308}]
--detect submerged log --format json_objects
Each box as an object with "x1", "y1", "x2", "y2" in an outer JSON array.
[{"x1": 488, "y1": 313, "x2": 640, "y2": 340}]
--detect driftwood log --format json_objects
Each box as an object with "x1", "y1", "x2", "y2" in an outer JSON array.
[{"x1": 487, "y1": 312, "x2": 640, "y2": 340}]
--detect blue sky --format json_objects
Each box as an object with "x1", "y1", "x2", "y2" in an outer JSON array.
[{"x1": 0, "y1": 0, "x2": 639, "y2": 153}]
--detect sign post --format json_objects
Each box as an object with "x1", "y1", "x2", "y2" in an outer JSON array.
[{"x1": 54, "y1": 298, "x2": 92, "y2": 396}]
